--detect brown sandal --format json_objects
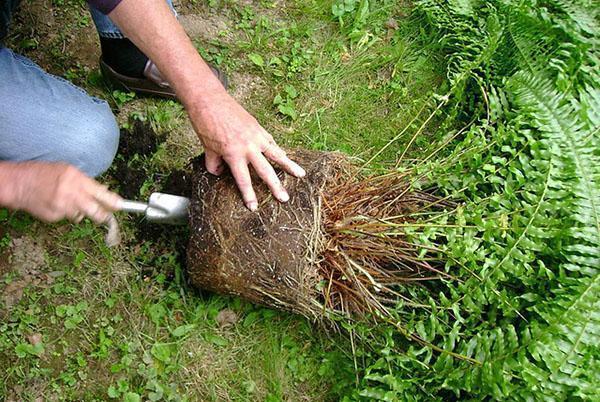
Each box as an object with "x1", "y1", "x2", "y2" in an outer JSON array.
[{"x1": 100, "y1": 58, "x2": 229, "y2": 100}]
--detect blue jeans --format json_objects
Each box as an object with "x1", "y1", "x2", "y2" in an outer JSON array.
[
  {"x1": 0, "y1": 1, "x2": 175, "y2": 177},
  {"x1": 89, "y1": 1, "x2": 175, "y2": 38},
  {"x1": 0, "y1": 47, "x2": 119, "y2": 177}
]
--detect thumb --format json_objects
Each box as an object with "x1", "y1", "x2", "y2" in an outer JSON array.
[{"x1": 205, "y1": 150, "x2": 225, "y2": 176}]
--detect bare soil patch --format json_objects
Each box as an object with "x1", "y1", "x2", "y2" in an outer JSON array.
[
  {"x1": 111, "y1": 120, "x2": 163, "y2": 199},
  {"x1": 178, "y1": 13, "x2": 234, "y2": 43},
  {"x1": 7, "y1": 0, "x2": 99, "y2": 73},
  {"x1": 230, "y1": 71, "x2": 267, "y2": 104},
  {"x1": 1, "y1": 236, "x2": 56, "y2": 310}
]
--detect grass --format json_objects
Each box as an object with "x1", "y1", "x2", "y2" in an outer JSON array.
[{"x1": 0, "y1": 0, "x2": 445, "y2": 400}]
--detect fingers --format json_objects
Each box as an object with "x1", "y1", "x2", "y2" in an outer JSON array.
[
  {"x1": 221, "y1": 141, "x2": 306, "y2": 210},
  {"x1": 249, "y1": 153, "x2": 289, "y2": 203},
  {"x1": 259, "y1": 128, "x2": 304, "y2": 177},
  {"x1": 67, "y1": 177, "x2": 120, "y2": 224},
  {"x1": 67, "y1": 210, "x2": 85, "y2": 224},
  {"x1": 228, "y1": 160, "x2": 258, "y2": 211},
  {"x1": 78, "y1": 196, "x2": 111, "y2": 224},
  {"x1": 84, "y1": 180, "x2": 123, "y2": 211},
  {"x1": 95, "y1": 188, "x2": 123, "y2": 211},
  {"x1": 205, "y1": 150, "x2": 225, "y2": 176},
  {"x1": 262, "y1": 141, "x2": 306, "y2": 179}
]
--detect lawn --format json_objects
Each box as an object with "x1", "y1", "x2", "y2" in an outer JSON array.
[
  {"x1": 0, "y1": 0, "x2": 443, "y2": 400},
  {"x1": 2, "y1": 0, "x2": 598, "y2": 401}
]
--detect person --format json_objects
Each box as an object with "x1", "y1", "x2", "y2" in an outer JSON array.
[{"x1": 0, "y1": 0, "x2": 305, "y2": 225}]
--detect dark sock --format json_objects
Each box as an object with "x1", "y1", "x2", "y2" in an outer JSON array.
[{"x1": 100, "y1": 37, "x2": 148, "y2": 78}]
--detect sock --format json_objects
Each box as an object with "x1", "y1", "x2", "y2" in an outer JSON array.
[{"x1": 100, "y1": 37, "x2": 148, "y2": 78}]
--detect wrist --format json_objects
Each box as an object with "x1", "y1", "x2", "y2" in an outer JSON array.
[
  {"x1": 0, "y1": 161, "x2": 24, "y2": 210},
  {"x1": 177, "y1": 70, "x2": 230, "y2": 113}
]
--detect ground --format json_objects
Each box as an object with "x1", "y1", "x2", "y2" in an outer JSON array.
[{"x1": 0, "y1": 0, "x2": 444, "y2": 400}]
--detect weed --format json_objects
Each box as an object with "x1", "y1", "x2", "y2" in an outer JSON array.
[
  {"x1": 273, "y1": 84, "x2": 299, "y2": 120},
  {"x1": 112, "y1": 90, "x2": 136, "y2": 108}
]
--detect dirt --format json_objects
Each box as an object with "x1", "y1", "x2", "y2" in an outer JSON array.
[
  {"x1": 186, "y1": 150, "x2": 342, "y2": 317},
  {"x1": 7, "y1": 0, "x2": 100, "y2": 74},
  {"x1": 216, "y1": 308, "x2": 238, "y2": 328},
  {"x1": 178, "y1": 13, "x2": 234, "y2": 43},
  {"x1": 110, "y1": 120, "x2": 163, "y2": 199},
  {"x1": 230, "y1": 71, "x2": 267, "y2": 104},
  {"x1": 8, "y1": 236, "x2": 46, "y2": 274},
  {"x1": 118, "y1": 120, "x2": 162, "y2": 159},
  {"x1": 161, "y1": 168, "x2": 193, "y2": 199},
  {"x1": 107, "y1": 120, "x2": 190, "y2": 275},
  {"x1": 1, "y1": 236, "x2": 56, "y2": 310},
  {"x1": 0, "y1": 227, "x2": 11, "y2": 277},
  {"x1": 176, "y1": 7, "x2": 270, "y2": 106}
]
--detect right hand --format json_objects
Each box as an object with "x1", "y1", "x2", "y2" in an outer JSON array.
[{"x1": 11, "y1": 162, "x2": 122, "y2": 224}]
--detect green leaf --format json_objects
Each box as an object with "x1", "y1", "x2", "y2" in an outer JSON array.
[
  {"x1": 284, "y1": 84, "x2": 298, "y2": 99},
  {"x1": 277, "y1": 104, "x2": 298, "y2": 120},
  {"x1": 248, "y1": 53, "x2": 264, "y2": 67},
  {"x1": 331, "y1": 4, "x2": 345, "y2": 17},
  {"x1": 19, "y1": 38, "x2": 38, "y2": 50},
  {"x1": 171, "y1": 324, "x2": 196, "y2": 338},
  {"x1": 147, "y1": 303, "x2": 167, "y2": 325},
  {"x1": 107, "y1": 385, "x2": 120, "y2": 398},
  {"x1": 55, "y1": 305, "x2": 68, "y2": 318},
  {"x1": 204, "y1": 333, "x2": 229, "y2": 347},
  {"x1": 73, "y1": 250, "x2": 86, "y2": 267},
  {"x1": 14, "y1": 343, "x2": 29, "y2": 358},
  {"x1": 123, "y1": 392, "x2": 141, "y2": 402},
  {"x1": 14, "y1": 342, "x2": 44, "y2": 358},
  {"x1": 243, "y1": 312, "x2": 259, "y2": 327},
  {"x1": 150, "y1": 343, "x2": 172, "y2": 363}
]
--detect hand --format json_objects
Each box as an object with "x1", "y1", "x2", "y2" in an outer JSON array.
[
  {"x1": 189, "y1": 92, "x2": 306, "y2": 211},
  {"x1": 10, "y1": 162, "x2": 123, "y2": 224}
]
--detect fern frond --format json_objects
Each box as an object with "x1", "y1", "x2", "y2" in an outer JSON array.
[{"x1": 357, "y1": 1, "x2": 600, "y2": 399}]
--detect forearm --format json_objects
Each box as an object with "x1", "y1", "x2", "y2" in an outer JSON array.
[
  {"x1": 107, "y1": 0, "x2": 305, "y2": 209},
  {"x1": 107, "y1": 0, "x2": 227, "y2": 111}
]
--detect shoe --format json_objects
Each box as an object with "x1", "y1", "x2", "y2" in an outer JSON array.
[{"x1": 100, "y1": 58, "x2": 229, "y2": 100}]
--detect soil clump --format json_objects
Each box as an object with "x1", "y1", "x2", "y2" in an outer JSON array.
[{"x1": 186, "y1": 150, "x2": 449, "y2": 319}]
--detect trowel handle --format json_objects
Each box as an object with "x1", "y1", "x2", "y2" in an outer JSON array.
[{"x1": 121, "y1": 200, "x2": 148, "y2": 214}]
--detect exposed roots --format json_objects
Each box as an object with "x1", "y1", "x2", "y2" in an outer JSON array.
[
  {"x1": 319, "y1": 172, "x2": 453, "y2": 318},
  {"x1": 186, "y1": 150, "x2": 452, "y2": 321}
]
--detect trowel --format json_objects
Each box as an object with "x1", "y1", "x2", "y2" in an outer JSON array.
[{"x1": 121, "y1": 192, "x2": 190, "y2": 225}]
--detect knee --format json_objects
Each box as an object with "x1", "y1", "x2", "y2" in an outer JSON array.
[{"x1": 64, "y1": 101, "x2": 120, "y2": 178}]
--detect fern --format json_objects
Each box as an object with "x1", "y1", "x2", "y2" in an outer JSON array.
[
  {"x1": 507, "y1": 69, "x2": 600, "y2": 399},
  {"x1": 353, "y1": 0, "x2": 600, "y2": 400}
]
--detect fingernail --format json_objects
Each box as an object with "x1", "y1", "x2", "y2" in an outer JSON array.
[
  {"x1": 295, "y1": 166, "x2": 306, "y2": 178},
  {"x1": 248, "y1": 201, "x2": 258, "y2": 211},
  {"x1": 279, "y1": 192, "x2": 290, "y2": 202}
]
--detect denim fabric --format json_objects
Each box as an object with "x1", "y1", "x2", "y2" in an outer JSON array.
[
  {"x1": 89, "y1": 0, "x2": 176, "y2": 38},
  {"x1": 0, "y1": 47, "x2": 119, "y2": 177}
]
